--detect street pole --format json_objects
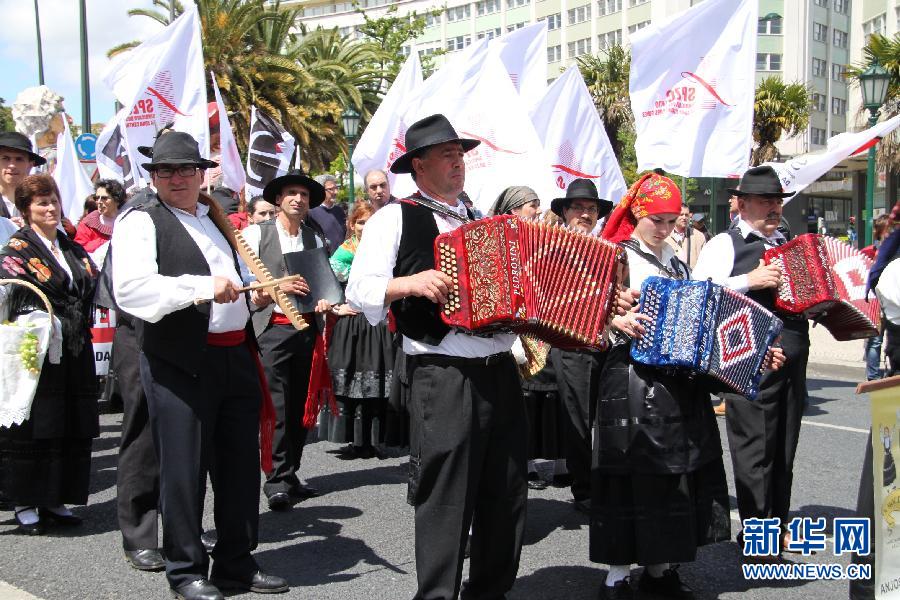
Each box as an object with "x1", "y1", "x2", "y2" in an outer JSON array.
[
  {"x1": 34, "y1": 0, "x2": 44, "y2": 85},
  {"x1": 709, "y1": 177, "x2": 717, "y2": 235},
  {"x1": 78, "y1": 0, "x2": 91, "y2": 134},
  {"x1": 347, "y1": 143, "x2": 355, "y2": 205},
  {"x1": 864, "y1": 109, "x2": 879, "y2": 247}
]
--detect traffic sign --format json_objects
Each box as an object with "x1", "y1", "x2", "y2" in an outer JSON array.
[{"x1": 75, "y1": 133, "x2": 98, "y2": 161}]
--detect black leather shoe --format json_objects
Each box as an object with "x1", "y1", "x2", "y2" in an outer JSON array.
[
  {"x1": 125, "y1": 548, "x2": 165, "y2": 571},
  {"x1": 211, "y1": 570, "x2": 289, "y2": 594},
  {"x1": 267, "y1": 492, "x2": 294, "y2": 511},
  {"x1": 201, "y1": 530, "x2": 217, "y2": 554},
  {"x1": 637, "y1": 566, "x2": 694, "y2": 599},
  {"x1": 38, "y1": 508, "x2": 82, "y2": 526},
  {"x1": 598, "y1": 578, "x2": 633, "y2": 600},
  {"x1": 13, "y1": 508, "x2": 44, "y2": 536},
  {"x1": 171, "y1": 579, "x2": 224, "y2": 600},
  {"x1": 290, "y1": 482, "x2": 319, "y2": 500}
]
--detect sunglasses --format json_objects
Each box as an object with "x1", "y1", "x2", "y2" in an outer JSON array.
[
  {"x1": 154, "y1": 166, "x2": 199, "y2": 178},
  {"x1": 94, "y1": 194, "x2": 112, "y2": 201}
]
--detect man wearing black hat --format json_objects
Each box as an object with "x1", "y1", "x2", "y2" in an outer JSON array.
[
  {"x1": 241, "y1": 169, "x2": 329, "y2": 511},
  {"x1": 111, "y1": 131, "x2": 288, "y2": 600},
  {"x1": 0, "y1": 131, "x2": 47, "y2": 226},
  {"x1": 346, "y1": 114, "x2": 527, "y2": 600},
  {"x1": 694, "y1": 165, "x2": 810, "y2": 557},
  {"x1": 548, "y1": 179, "x2": 614, "y2": 509}
]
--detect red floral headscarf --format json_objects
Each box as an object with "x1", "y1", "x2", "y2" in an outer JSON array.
[{"x1": 600, "y1": 172, "x2": 682, "y2": 244}]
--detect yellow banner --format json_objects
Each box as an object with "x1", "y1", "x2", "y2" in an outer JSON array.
[{"x1": 871, "y1": 384, "x2": 900, "y2": 598}]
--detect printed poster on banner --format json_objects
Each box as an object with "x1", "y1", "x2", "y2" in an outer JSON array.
[
  {"x1": 244, "y1": 106, "x2": 296, "y2": 200},
  {"x1": 90, "y1": 307, "x2": 116, "y2": 377},
  {"x1": 871, "y1": 384, "x2": 900, "y2": 599}
]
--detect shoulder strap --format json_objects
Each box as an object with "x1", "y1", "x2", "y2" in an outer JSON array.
[
  {"x1": 619, "y1": 238, "x2": 687, "y2": 280},
  {"x1": 403, "y1": 193, "x2": 471, "y2": 224}
]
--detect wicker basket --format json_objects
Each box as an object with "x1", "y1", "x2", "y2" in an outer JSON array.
[{"x1": 0, "y1": 278, "x2": 55, "y2": 428}]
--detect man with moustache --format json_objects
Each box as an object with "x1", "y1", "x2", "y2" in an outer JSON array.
[
  {"x1": 547, "y1": 179, "x2": 614, "y2": 511},
  {"x1": 347, "y1": 114, "x2": 526, "y2": 600},
  {"x1": 693, "y1": 166, "x2": 810, "y2": 557},
  {"x1": 363, "y1": 169, "x2": 397, "y2": 210},
  {"x1": 241, "y1": 170, "x2": 330, "y2": 511},
  {"x1": 0, "y1": 132, "x2": 46, "y2": 226}
]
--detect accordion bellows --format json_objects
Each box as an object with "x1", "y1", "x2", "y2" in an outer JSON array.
[
  {"x1": 631, "y1": 277, "x2": 783, "y2": 401},
  {"x1": 764, "y1": 234, "x2": 880, "y2": 341},
  {"x1": 434, "y1": 215, "x2": 624, "y2": 349}
]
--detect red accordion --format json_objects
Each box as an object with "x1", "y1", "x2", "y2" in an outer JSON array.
[
  {"x1": 764, "y1": 233, "x2": 880, "y2": 340},
  {"x1": 434, "y1": 215, "x2": 625, "y2": 349}
]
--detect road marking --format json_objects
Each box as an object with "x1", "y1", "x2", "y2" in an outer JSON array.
[
  {"x1": 0, "y1": 581, "x2": 42, "y2": 599},
  {"x1": 802, "y1": 420, "x2": 868, "y2": 434}
]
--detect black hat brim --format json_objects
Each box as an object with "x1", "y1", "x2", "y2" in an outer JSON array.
[
  {"x1": 142, "y1": 157, "x2": 219, "y2": 172},
  {"x1": 0, "y1": 143, "x2": 46, "y2": 167},
  {"x1": 727, "y1": 188, "x2": 795, "y2": 198},
  {"x1": 550, "y1": 197, "x2": 613, "y2": 218},
  {"x1": 389, "y1": 137, "x2": 480, "y2": 174},
  {"x1": 263, "y1": 173, "x2": 326, "y2": 208}
]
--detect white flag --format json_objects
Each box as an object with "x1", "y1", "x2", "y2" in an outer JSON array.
[
  {"x1": 102, "y1": 4, "x2": 208, "y2": 182},
  {"x1": 244, "y1": 106, "x2": 296, "y2": 200},
  {"x1": 530, "y1": 66, "x2": 627, "y2": 206},
  {"x1": 95, "y1": 108, "x2": 140, "y2": 189},
  {"x1": 630, "y1": 0, "x2": 757, "y2": 177},
  {"x1": 52, "y1": 114, "x2": 94, "y2": 225},
  {"x1": 210, "y1": 72, "x2": 245, "y2": 193},
  {"x1": 403, "y1": 53, "x2": 554, "y2": 213},
  {"x1": 764, "y1": 114, "x2": 900, "y2": 201},
  {"x1": 488, "y1": 22, "x2": 548, "y2": 100},
  {"x1": 351, "y1": 51, "x2": 422, "y2": 196}
]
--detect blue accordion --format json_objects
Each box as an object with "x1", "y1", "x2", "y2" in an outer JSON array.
[{"x1": 631, "y1": 277, "x2": 783, "y2": 401}]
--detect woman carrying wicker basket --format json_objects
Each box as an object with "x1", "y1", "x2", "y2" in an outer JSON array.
[{"x1": 0, "y1": 174, "x2": 99, "y2": 535}]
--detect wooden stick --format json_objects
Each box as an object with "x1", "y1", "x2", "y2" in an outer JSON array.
[{"x1": 237, "y1": 275, "x2": 300, "y2": 293}]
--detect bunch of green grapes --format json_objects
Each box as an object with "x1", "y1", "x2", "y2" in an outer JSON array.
[{"x1": 18, "y1": 328, "x2": 40, "y2": 375}]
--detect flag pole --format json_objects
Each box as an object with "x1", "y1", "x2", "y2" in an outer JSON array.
[
  {"x1": 34, "y1": 0, "x2": 44, "y2": 85},
  {"x1": 78, "y1": 0, "x2": 91, "y2": 133}
]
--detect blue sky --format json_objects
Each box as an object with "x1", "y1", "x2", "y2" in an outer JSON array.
[{"x1": 1, "y1": 0, "x2": 164, "y2": 128}]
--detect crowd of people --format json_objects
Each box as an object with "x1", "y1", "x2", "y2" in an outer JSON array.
[{"x1": 0, "y1": 112, "x2": 895, "y2": 600}]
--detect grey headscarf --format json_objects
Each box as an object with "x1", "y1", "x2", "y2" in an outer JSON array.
[{"x1": 488, "y1": 186, "x2": 540, "y2": 216}]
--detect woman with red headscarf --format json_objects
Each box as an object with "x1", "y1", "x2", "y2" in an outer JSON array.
[{"x1": 590, "y1": 173, "x2": 731, "y2": 600}]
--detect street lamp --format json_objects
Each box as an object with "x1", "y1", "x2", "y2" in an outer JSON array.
[
  {"x1": 341, "y1": 108, "x2": 361, "y2": 203},
  {"x1": 859, "y1": 59, "x2": 891, "y2": 246}
]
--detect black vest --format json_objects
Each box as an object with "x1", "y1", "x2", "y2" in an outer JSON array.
[
  {"x1": 135, "y1": 197, "x2": 243, "y2": 376},
  {"x1": 390, "y1": 201, "x2": 452, "y2": 345},
  {"x1": 250, "y1": 219, "x2": 319, "y2": 336}
]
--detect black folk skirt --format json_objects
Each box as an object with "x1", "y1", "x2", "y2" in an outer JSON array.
[{"x1": 522, "y1": 363, "x2": 565, "y2": 460}]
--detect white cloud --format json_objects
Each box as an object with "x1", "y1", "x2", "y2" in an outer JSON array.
[{"x1": 1, "y1": 0, "x2": 164, "y2": 126}]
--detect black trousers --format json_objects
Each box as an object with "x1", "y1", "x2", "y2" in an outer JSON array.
[
  {"x1": 551, "y1": 348, "x2": 606, "y2": 501},
  {"x1": 114, "y1": 316, "x2": 160, "y2": 551},
  {"x1": 257, "y1": 323, "x2": 316, "y2": 499},
  {"x1": 407, "y1": 353, "x2": 527, "y2": 600},
  {"x1": 140, "y1": 345, "x2": 262, "y2": 589},
  {"x1": 723, "y1": 325, "x2": 809, "y2": 526}
]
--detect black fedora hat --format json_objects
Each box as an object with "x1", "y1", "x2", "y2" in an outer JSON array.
[
  {"x1": 389, "y1": 114, "x2": 480, "y2": 174},
  {"x1": 727, "y1": 165, "x2": 794, "y2": 198},
  {"x1": 141, "y1": 131, "x2": 218, "y2": 172},
  {"x1": 263, "y1": 170, "x2": 325, "y2": 208},
  {"x1": 550, "y1": 178, "x2": 613, "y2": 218},
  {"x1": 0, "y1": 131, "x2": 46, "y2": 166}
]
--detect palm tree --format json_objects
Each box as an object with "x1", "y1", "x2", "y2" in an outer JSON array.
[
  {"x1": 576, "y1": 45, "x2": 633, "y2": 160},
  {"x1": 751, "y1": 77, "x2": 812, "y2": 166},
  {"x1": 847, "y1": 33, "x2": 900, "y2": 170}
]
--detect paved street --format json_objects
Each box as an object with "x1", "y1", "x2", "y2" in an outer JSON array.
[{"x1": 0, "y1": 330, "x2": 877, "y2": 599}]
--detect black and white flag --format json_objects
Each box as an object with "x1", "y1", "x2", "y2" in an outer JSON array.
[{"x1": 245, "y1": 106, "x2": 296, "y2": 199}]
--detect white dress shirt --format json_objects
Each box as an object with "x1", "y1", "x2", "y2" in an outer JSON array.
[
  {"x1": 0, "y1": 217, "x2": 16, "y2": 246},
  {"x1": 242, "y1": 218, "x2": 323, "y2": 314},
  {"x1": 625, "y1": 237, "x2": 687, "y2": 290},
  {"x1": 33, "y1": 232, "x2": 74, "y2": 286},
  {"x1": 692, "y1": 218, "x2": 785, "y2": 293},
  {"x1": 346, "y1": 193, "x2": 515, "y2": 357},
  {"x1": 111, "y1": 200, "x2": 251, "y2": 333}
]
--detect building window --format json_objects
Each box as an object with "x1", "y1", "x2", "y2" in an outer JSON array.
[
  {"x1": 834, "y1": 0, "x2": 848, "y2": 14},
  {"x1": 446, "y1": 35, "x2": 472, "y2": 51},
  {"x1": 811, "y1": 93, "x2": 826, "y2": 112},
  {"x1": 814, "y1": 0, "x2": 827, "y2": 6},
  {"x1": 418, "y1": 46, "x2": 440, "y2": 58},
  {"x1": 598, "y1": 0, "x2": 622, "y2": 14},
  {"x1": 568, "y1": 37, "x2": 591, "y2": 58},
  {"x1": 833, "y1": 30, "x2": 847, "y2": 48},
  {"x1": 507, "y1": 0, "x2": 529, "y2": 7},
  {"x1": 507, "y1": 22, "x2": 526, "y2": 31},
  {"x1": 598, "y1": 29, "x2": 623, "y2": 50},
  {"x1": 568, "y1": 4, "x2": 591, "y2": 25},
  {"x1": 425, "y1": 13, "x2": 441, "y2": 27},
  {"x1": 539, "y1": 13, "x2": 562, "y2": 30},
  {"x1": 831, "y1": 130, "x2": 843, "y2": 138},
  {"x1": 812, "y1": 57, "x2": 827, "y2": 77},
  {"x1": 547, "y1": 45, "x2": 562, "y2": 62},
  {"x1": 446, "y1": 5, "x2": 471, "y2": 22},
  {"x1": 627, "y1": 20, "x2": 651, "y2": 34},
  {"x1": 813, "y1": 22, "x2": 828, "y2": 42},
  {"x1": 399, "y1": 46, "x2": 411, "y2": 57},
  {"x1": 831, "y1": 98, "x2": 847, "y2": 115},
  {"x1": 477, "y1": 27, "x2": 502, "y2": 40},
  {"x1": 629, "y1": 0, "x2": 648, "y2": 6},
  {"x1": 811, "y1": 127, "x2": 827, "y2": 146},
  {"x1": 832, "y1": 63, "x2": 845, "y2": 81},
  {"x1": 757, "y1": 17, "x2": 782, "y2": 34},
  {"x1": 476, "y1": 0, "x2": 500, "y2": 16},
  {"x1": 863, "y1": 13, "x2": 886, "y2": 37},
  {"x1": 756, "y1": 53, "x2": 782, "y2": 71}
]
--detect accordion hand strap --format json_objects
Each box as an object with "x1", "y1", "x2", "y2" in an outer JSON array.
[{"x1": 404, "y1": 193, "x2": 472, "y2": 224}]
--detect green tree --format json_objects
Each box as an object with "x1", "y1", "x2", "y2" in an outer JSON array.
[
  {"x1": 751, "y1": 77, "x2": 812, "y2": 166},
  {"x1": 846, "y1": 33, "x2": 900, "y2": 170},
  {"x1": 0, "y1": 98, "x2": 14, "y2": 133},
  {"x1": 354, "y1": 4, "x2": 444, "y2": 86},
  {"x1": 576, "y1": 45, "x2": 633, "y2": 160}
]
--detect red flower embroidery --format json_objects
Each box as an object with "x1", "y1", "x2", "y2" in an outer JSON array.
[
  {"x1": 27, "y1": 258, "x2": 52, "y2": 283},
  {"x1": 1, "y1": 255, "x2": 25, "y2": 276},
  {"x1": 6, "y1": 239, "x2": 28, "y2": 251}
]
